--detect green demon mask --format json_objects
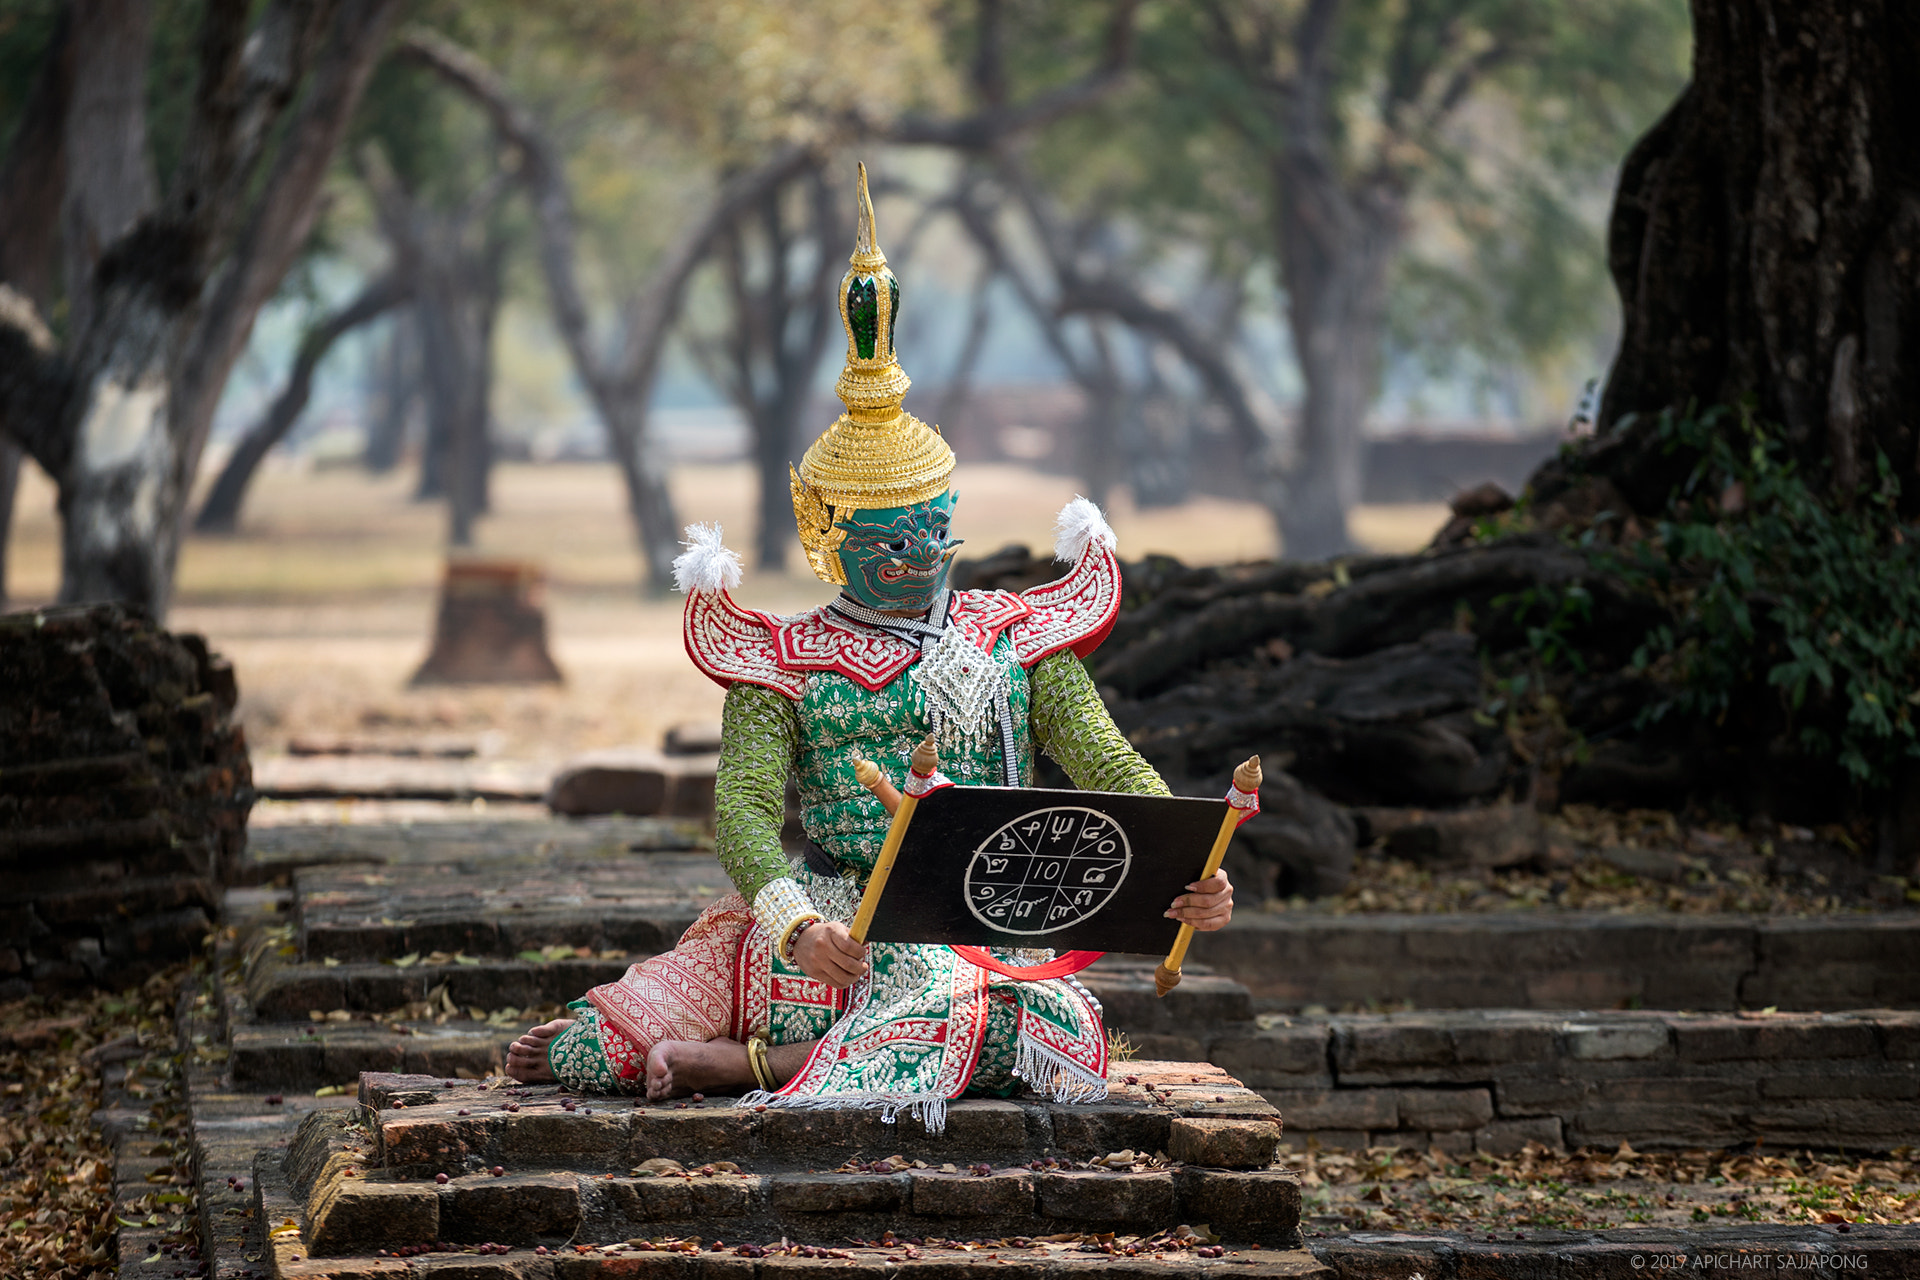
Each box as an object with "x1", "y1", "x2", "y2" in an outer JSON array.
[{"x1": 833, "y1": 489, "x2": 961, "y2": 613}]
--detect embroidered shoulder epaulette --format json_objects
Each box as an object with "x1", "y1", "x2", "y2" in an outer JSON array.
[{"x1": 682, "y1": 537, "x2": 1121, "y2": 699}]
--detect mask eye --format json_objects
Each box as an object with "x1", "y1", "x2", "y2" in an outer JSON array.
[{"x1": 885, "y1": 539, "x2": 909, "y2": 553}]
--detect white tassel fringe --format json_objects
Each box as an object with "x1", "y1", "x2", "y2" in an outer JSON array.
[
  {"x1": 672, "y1": 522, "x2": 743, "y2": 594},
  {"x1": 1012, "y1": 1034, "x2": 1109, "y2": 1106},
  {"x1": 737, "y1": 1088, "x2": 951, "y2": 1135},
  {"x1": 1052, "y1": 496, "x2": 1116, "y2": 563}
]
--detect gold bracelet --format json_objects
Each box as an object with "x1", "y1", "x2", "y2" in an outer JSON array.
[{"x1": 746, "y1": 1036, "x2": 775, "y2": 1091}]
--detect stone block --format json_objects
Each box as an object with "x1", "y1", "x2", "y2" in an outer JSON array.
[
  {"x1": 751, "y1": 1107, "x2": 889, "y2": 1160},
  {"x1": 1046, "y1": 1104, "x2": 1171, "y2": 1160},
  {"x1": 441, "y1": 1171, "x2": 582, "y2": 1243},
  {"x1": 1080, "y1": 970, "x2": 1251, "y2": 1036},
  {"x1": 1875, "y1": 1011, "x2": 1920, "y2": 1059},
  {"x1": 1597, "y1": 1076, "x2": 1758, "y2": 1105},
  {"x1": 323, "y1": 1036, "x2": 404, "y2": 1080},
  {"x1": 1759, "y1": 1065, "x2": 1920, "y2": 1100},
  {"x1": 1748, "y1": 1099, "x2": 1920, "y2": 1149},
  {"x1": 1447, "y1": 1017, "x2": 1557, "y2": 1065},
  {"x1": 379, "y1": 1113, "x2": 494, "y2": 1169},
  {"x1": 610, "y1": 1175, "x2": 695, "y2": 1222},
  {"x1": 1395, "y1": 1087, "x2": 1493, "y2": 1132},
  {"x1": 229, "y1": 1035, "x2": 324, "y2": 1085},
  {"x1": 1674, "y1": 1017, "x2": 1878, "y2": 1063},
  {"x1": 770, "y1": 1173, "x2": 906, "y2": 1214},
  {"x1": 1424, "y1": 1129, "x2": 1473, "y2": 1155},
  {"x1": 401, "y1": 1037, "x2": 505, "y2": 1079},
  {"x1": 1127, "y1": 1033, "x2": 1206, "y2": 1061},
  {"x1": 305, "y1": 1181, "x2": 439, "y2": 1256},
  {"x1": 631, "y1": 1108, "x2": 750, "y2": 1166},
  {"x1": 1257, "y1": 1088, "x2": 1395, "y2": 1131},
  {"x1": 604, "y1": 1171, "x2": 758, "y2": 1227},
  {"x1": 1494, "y1": 1076, "x2": 1591, "y2": 1116},
  {"x1": 253, "y1": 970, "x2": 345, "y2": 1018},
  {"x1": 548, "y1": 751, "x2": 672, "y2": 817},
  {"x1": 1473, "y1": 1117, "x2": 1563, "y2": 1155},
  {"x1": 1562, "y1": 1021, "x2": 1670, "y2": 1061},
  {"x1": 1035, "y1": 1170, "x2": 1176, "y2": 1223},
  {"x1": 1207, "y1": 1025, "x2": 1331, "y2": 1088},
  {"x1": 499, "y1": 1111, "x2": 629, "y2": 1169},
  {"x1": 687, "y1": 1174, "x2": 757, "y2": 1217},
  {"x1": 909, "y1": 1170, "x2": 1035, "y2": 1217},
  {"x1": 360, "y1": 1073, "x2": 446, "y2": 1108},
  {"x1": 1173, "y1": 1168, "x2": 1300, "y2": 1241},
  {"x1": 1333, "y1": 1019, "x2": 1453, "y2": 1075},
  {"x1": 346, "y1": 970, "x2": 428, "y2": 1011},
  {"x1": 1525, "y1": 971, "x2": 1643, "y2": 1009},
  {"x1": 1567, "y1": 1096, "x2": 1753, "y2": 1150},
  {"x1": 943, "y1": 1100, "x2": 1028, "y2": 1149},
  {"x1": 1165, "y1": 1117, "x2": 1280, "y2": 1169}
]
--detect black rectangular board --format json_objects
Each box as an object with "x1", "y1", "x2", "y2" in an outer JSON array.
[{"x1": 861, "y1": 786, "x2": 1227, "y2": 954}]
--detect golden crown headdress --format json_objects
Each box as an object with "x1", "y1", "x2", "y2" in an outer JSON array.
[{"x1": 790, "y1": 162, "x2": 955, "y2": 585}]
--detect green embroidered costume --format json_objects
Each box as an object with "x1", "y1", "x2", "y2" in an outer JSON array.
[{"x1": 542, "y1": 163, "x2": 1175, "y2": 1130}]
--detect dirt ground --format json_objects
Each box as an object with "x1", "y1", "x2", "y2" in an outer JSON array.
[{"x1": 4, "y1": 459, "x2": 1448, "y2": 760}]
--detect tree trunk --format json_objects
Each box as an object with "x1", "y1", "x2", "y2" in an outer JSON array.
[
  {"x1": 1272, "y1": 153, "x2": 1401, "y2": 561},
  {"x1": 0, "y1": 0, "x2": 402, "y2": 617},
  {"x1": 0, "y1": 441, "x2": 19, "y2": 607},
  {"x1": 363, "y1": 312, "x2": 416, "y2": 473},
  {"x1": 1598, "y1": 0, "x2": 1920, "y2": 506}
]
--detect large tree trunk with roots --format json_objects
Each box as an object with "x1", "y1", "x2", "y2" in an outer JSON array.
[
  {"x1": 1594, "y1": 0, "x2": 1920, "y2": 507},
  {"x1": 1016, "y1": 2, "x2": 1920, "y2": 876}
]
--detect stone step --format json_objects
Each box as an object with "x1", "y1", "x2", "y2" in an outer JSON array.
[
  {"x1": 228, "y1": 1016, "x2": 512, "y2": 1089},
  {"x1": 272, "y1": 1061, "x2": 1296, "y2": 1259},
  {"x1": 235, "y1": 814, "x2": 706, "y2": 884},
  {"x1": 1193, "y1": 909, "x2": 1920, "y2": 1012},
  {"x1": 291, "y1": 856, "x2": 718, "y2": 960},
  {"x1": 246, "y1": 952, "x2": 639, "y2": 1019}
]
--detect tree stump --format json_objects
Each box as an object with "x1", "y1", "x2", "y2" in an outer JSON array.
[
  {"x1": 410, "y1": 560, "x2": 564, "y2": 686},
  {"x1": 0, "y1": 605, "x2": 253, "y2": 994}
]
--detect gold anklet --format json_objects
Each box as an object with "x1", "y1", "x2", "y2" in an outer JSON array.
[{"x1": 746, "y1": 1036, "x2": 775, "y2": 1091}]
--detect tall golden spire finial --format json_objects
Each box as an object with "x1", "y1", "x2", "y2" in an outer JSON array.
[
  {"x1": 851, "y1": 161, "x2": 886, "y2": 272},
  {"x1": 789, "y1": 161, "x2": 955, "y2": 585}
]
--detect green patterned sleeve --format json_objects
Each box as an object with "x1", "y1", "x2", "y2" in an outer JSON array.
[
  {"x1": 714, "y1": 681, "x2": 803, "y2": 903},
  {"x1": 1027, "y1": 651, "x2": 1171, "y2": 796}
]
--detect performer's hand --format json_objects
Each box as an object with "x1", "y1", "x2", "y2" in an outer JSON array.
[
  {"x1": 1166, "y1": 869, "x2": 1234, "y2": 931},
  {"x1": 795, "y1": 921, "x2": 870, "y2": 989}
]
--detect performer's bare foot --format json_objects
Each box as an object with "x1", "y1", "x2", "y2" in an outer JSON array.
[
  {"x1": 644, "y1": 1038, "x2": 752, "y2": 1100},
  {"x1": 505, "y1": 1018, "x2": 573, "y2": 1083}
]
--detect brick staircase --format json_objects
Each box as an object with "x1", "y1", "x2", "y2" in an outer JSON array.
[{"x1": 136, "y1": 816, "x2": 1919, "y2": 1279}]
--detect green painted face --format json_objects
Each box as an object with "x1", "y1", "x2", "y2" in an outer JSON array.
[{"x1": 834, "y1": 490, "x2": 961, "y2": 613}]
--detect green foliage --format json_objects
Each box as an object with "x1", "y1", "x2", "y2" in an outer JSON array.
[
  {"x1": 1624, "y1": 405, "x2": 1920, "y2": 790},
  {"x1": 1139, "y1": 0, "x2": 1692, "y2": 408},
  {"x1": 1495, "y1": 581, "x2": 1594, "y2": 674}
]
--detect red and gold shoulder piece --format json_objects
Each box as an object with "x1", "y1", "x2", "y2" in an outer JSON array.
[
  {"x1": 682, "y1": 588, "x2": 810, "y2": 699},
  {"x1": 766, "y1": 610, "x2": 917, "y2": 693},
  {"x1": 1006, "y1": 539, "x2": 1123, "y2": 667}
]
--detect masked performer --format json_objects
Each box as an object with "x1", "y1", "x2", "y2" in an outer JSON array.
[{"x1": 506, "y1": 165, "x2": 1235, "y2": 1131}]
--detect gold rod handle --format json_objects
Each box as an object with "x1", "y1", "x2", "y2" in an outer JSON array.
[
  {"x1": 850, "y1": 738, "x2": 940, "y2": 943},
  {"x1": 1155, "y1": 755, "x2": 1261, "y2": 998}
]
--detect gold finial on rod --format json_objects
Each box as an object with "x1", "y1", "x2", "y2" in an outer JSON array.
[{"x1": 1155, "y1": 754, "x2": 1261, "y2": 998}]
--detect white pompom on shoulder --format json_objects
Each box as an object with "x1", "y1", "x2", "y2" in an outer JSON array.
[
  {"x1": 1052, "y1": 495, "x2": 1116, "y2": 562},
  {"x1": 672, "y1": 523, "x2": 744, "y2": 594}
]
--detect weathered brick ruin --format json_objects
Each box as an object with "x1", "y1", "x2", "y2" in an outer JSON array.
[{"x1": 0, "y1": 605, "x2": 252, "y2": 995}]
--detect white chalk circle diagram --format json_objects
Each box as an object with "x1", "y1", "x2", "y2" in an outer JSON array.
[{"x1": 963, "y1": 806, "x2": 1132, "y2": 936}]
